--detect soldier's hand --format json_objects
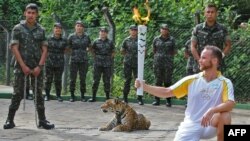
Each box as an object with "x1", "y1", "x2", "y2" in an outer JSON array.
[
  {"x1": 21, "y1": 65, "x2": 31, "y2": 76},
  {"x1": 134, "y1": 79, "x2": 145, "y2": 89},
  {"x1": 32, "y1": 66, "x2": 41, "y2": 77},
  {"x1": 134, "y1": 79, "x2": 141, "y2": 88}
]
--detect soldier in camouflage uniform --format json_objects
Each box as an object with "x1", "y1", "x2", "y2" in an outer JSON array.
[
  {"x1": 3, "y1": 3, "x2": 54, "y2": 129},
  {"x1": 121, "y1": 25, "x2": 144, "y2": 105},
  {"x1": 88, "y1": 27, "x2": 115, "y2": 102},
  {"x1": 152, "y1": 24, "x2": 176, "y2": 107},
  {"x1": 191, "y1": 3, "x2": 231, "y2": 72},
  {"x1": 68, "y1": 21, "x2": 91, "y2": 102},
  {"x1": 44, "y1": 23, "x2": 68, "y2": 102},
  {"x1": 184, "y1": 40, "x2": 199, "y2": 75}
]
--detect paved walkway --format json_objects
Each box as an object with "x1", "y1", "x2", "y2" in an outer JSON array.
[
  {"x1": 0, "y1": 85, "x2": 250, "y2": 141},
  {"x1": 0, "y1": 98, "x2": 249, "y2": 141},
  {"x1": 0, "y1": 85, "x2": 13, "y2": 93}
]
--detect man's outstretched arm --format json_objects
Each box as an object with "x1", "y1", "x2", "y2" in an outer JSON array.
[{"x1": 134, "y1": 79, "x2": 174, "y2": 98}]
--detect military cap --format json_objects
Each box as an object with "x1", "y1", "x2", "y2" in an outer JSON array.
[
  {"x1": 25, "y1": 3, "x2": 38, "y2": 12},
  {"x1": 160, "y1": 24, "x2": 169, "y2": 29},
  {"x1": 129, "y1": 25, "x2": 138, "y2": 30},
  {"x1": 54, "y1": 22, "x2": 62, "y2": 28},
  {"x1": 75, "y1": 20, "x2": 84, "y2": 27},
  {"x1": 99, "y1": 27, "x2": 108, "y2": 32}
]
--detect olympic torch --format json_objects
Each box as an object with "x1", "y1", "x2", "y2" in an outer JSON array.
[{"x1": 132, "y1": 0, "x2": 150, "y2": 96}]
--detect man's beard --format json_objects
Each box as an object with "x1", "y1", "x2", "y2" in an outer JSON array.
[{"x1": 200, "y1": 61, "x2": 213, "y2": 71}]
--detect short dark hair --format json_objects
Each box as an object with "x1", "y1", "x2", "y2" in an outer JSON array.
[
  {"x1": 205, "y1": 3, "x2": 218, "y2": 11},
  {"x1": 54, "y1": 22, "x2": 62, "y2": 28},
  {"x1": 160, "y1": 24, "x2": 169, "y2": 29},
  {"x1": 99, "y1": 27, "x2": 108, "y2": 32},
  {"x1": 75, "y1": 20, "x2": 84, "y2": 27},
  {"x1": 204, "y1": 45, "x2": 222, "y2": 67},
  {"x1": 25, "y1": 3, "x2": 38, "y2": 12},
  {"x1": 129, "y1": 25, "x2": 137, "y2": 30}
]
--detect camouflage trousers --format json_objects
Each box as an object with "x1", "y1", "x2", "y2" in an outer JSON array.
[
  {"x1": 70, "y1": 61, "x2": 88, "y2": 94},
  {"x1": 7, "y1": 71, "x2": 46, "y2": 121},
  {"x1": 123, "y1": 64, "x2": 137, "y2": 96},
  {"x1": 92, "y1": 65, "x2": 112, "y2": 94},
  {"x1": 44, "y1": 66, "x2": 64, "y2": 96},
  {"x1": 154, "y1": 65, "x2": 173, "y2": 101},
  {"x1": 154, "y1": 65, "x2": 173, "y2": 86}
]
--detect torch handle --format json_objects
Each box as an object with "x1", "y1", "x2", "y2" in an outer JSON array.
[
  {"x1": 137, "y1": 25, "x2": 147, "y2": 96},
  {"x1": 137, "y1": 53, "x2": 145, "y2": 95}
]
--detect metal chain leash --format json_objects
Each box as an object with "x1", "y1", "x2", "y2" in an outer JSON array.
[
  {"x1": 23, "y1": 75, "x2": 27, "y2": 111},
  {"x1": 34, "y1": 76, "x2": 39, "y2": 128}
]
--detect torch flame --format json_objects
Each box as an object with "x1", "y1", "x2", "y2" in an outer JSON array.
[{"x1": 132, "y1": 0, "x2": 150, "y2": 25}]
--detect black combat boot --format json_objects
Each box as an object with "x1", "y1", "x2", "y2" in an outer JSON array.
[
  {"x1": 38, "y1": 120, "x2": 55, "y2": 129},
  {"x1": 88, "y1": 90, "x2": 96, "y2": 102},
  {"x1": 69, "y1": 92, "x2": 75, "y2": 102},
  {"x1": 3, "y1": 109, "x2": 16, "y2": 129},
  {"x1": 88, "y1": 98, "x2": 96, "y2": 102},
  {"x1": 37, "y1": 109, "x2": 54, "y2": 129},
  {"x1": 105, "y1": 92, "x2": 110, "y2": 100},
  {"x1": 57, "y1": 96, "x2": 63, "y2": 102},
  {"x1": 80, "y1": 93, "x2": 86, "y2": 102},
  {"x1": 166, "y1": 98, "x2": 172, "y2": 107},
  {"x1": 123, "y1": 93, "x2": 128, "y2": 103},
  {"x1": 152, "y1": 97, "x2": 160, "y2": 106},
  {"x1": 44, "y1": 89, "x2": 50, "y2": 101},
  {"x1": 56, "y1": 91, "x2": 63, "y2": 102},
  {"x1": 3, "y1": 120, "x2": 15, "y2": 129},
  {"x1": 137, "y1": 96, "x2": 144, "y2": 105}
]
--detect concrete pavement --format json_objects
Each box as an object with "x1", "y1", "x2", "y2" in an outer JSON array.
[
  {"x1": 0, "y1": 98, "x2": 249, "y2": 141},
  {"x1": 0, "y1": 85, "x2": 250, "y2": 141}
]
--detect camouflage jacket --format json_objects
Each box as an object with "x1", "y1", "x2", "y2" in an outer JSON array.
[
  {"x1": 191, "y1": 22, "x2": 230, "y2": 53},
  {"x1": 184, "y1": 40, "x2": 192, "y2": 56},
  {"x1": 184, "y1": 40, "x2": 194, "y2": 69},
  {"x1": 92, "y1": 38, "x2": 115, "y2": 67},
  {"x1": 46, "y1": 34, "x2": 68, "y2": 67},
  {"x1": 10, "y1": 20, "x2": 47, "y2": 70},
  {"x1": 68, "y1": 32, "x2": 91, "y2": 62},
  {"x1": 153, "y1": 35, "x2": 175, "y2": 68},
  {"x1": 121, "y1": 36, "x2": 138, "y2": 67}
]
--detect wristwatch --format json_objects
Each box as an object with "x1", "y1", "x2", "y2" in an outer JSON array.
[{"x1": 38, "y1": 65, "x2": 44, "y2": 69}]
